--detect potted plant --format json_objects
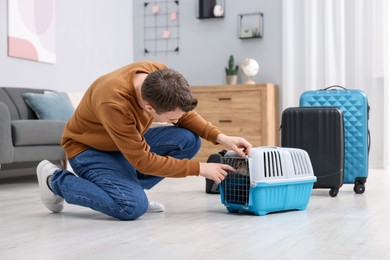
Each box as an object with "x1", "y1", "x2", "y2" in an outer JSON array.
[{"x1": 225, "y1": 55, "x2": 239, "y2": 85}]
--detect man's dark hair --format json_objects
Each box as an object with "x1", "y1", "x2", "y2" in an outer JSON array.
[{"x1": 141, "y1": 69, "x2": 198, "y2": 114}]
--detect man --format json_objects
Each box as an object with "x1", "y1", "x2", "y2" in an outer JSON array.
[{"x1": 36, "y1": 61, "x2": 251, "y2": 220}]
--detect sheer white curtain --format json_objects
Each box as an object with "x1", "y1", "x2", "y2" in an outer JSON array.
[
  {"x1": 384, "y1": 0, "x2": 390, "y2": 169},
  {"x1": 282, "y1": 0, "x2": 387, "y2": 168}
]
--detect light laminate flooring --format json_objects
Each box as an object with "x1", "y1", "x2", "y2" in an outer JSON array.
[{"x1": 1, "y1": 169, "x2": 390, "y2": 260}]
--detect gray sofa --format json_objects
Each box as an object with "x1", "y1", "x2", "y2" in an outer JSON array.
[{"x1": 0, "y1": 87, "x2": 67, "y2": 173}]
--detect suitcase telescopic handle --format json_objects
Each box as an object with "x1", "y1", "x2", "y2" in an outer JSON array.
[{"x1": 321, "y1": 85, "x2": 347, "y2": 91}]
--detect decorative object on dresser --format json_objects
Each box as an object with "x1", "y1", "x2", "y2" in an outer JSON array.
[
  {"x1": 240, "y1": 58, "x2": 259, "y2": 84},
  {"x1": 225, "y1": 55, "x2": 239, "y2": 85},
  {"x1": 191, "y1": 83, "x2": 279, "y2": 162}
]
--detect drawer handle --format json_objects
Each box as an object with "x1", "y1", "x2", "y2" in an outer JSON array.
[
  {"x1": 219, "y1": 120, "x2": 232, "y2": 123},
  {"x1": 218, "y1": 97, "x2": 232, "y2": 101}
]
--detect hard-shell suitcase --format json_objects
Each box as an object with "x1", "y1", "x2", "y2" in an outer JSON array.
[
  {"x1": 281, "y1": 107, "x2": 344, "y2": 197},
  {"x1": 300, "y1": 86, "x2": 370, "y2": 194}
]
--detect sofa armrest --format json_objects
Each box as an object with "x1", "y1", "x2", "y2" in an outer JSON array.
[{"x1": 0, "y1": 102, "x2": 15, "y2": 163}]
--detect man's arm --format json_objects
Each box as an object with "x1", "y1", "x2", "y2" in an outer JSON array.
[{"x1": 175, "y1": 111, "x2": 221, "y2": 143}]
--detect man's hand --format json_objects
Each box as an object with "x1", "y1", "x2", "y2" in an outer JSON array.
[
  {"x1": 199, "y1": 162, "x2": 236, "y2": 184},
  {"x1": 216, "y1": 134, "x2": 252, "y2": 157}
]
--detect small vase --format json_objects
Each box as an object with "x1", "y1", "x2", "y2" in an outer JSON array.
[{"x1": 226, "y1": 75, "x2": 237, "y2": 85}]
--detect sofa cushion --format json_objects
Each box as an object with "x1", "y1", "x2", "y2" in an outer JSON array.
[
  {"x1": 22, "y1": 91, "x2": 74, "y2": 121},
  {"x1": 11, "y1": 120, "x2": 66, "y2": 146}
]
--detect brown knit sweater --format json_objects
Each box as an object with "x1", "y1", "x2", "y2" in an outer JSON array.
[{"x1": 61, "y1": 61, "x2": 221, "y2": 177}]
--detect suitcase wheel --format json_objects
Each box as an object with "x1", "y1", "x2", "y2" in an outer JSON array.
[
  {"x1": 353, "y1": 178, "x2": 366, "y2": 194},
  {"x1": 329, "y1": 188, "x2": 339, "y2": 197},
  {"x1": 353, "y1": 183, "x2": 366, "y2": 194}
]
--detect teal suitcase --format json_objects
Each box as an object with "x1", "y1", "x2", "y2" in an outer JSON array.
[{"x1": 300, "y1": 86, "x2": 370, "y2": 194}]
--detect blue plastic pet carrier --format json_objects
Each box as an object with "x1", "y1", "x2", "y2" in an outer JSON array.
[{"x1": 220, "y1": 147, "x2": 317, "y2": 216}]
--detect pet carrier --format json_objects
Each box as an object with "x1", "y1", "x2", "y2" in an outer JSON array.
[{"x1": 220, "y1": 147, "x2": 316, "y2": 216}]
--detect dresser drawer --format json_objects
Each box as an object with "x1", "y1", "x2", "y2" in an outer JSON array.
[
  {"x1": 191, "y1": 83, "x2": 279, "y2": 162},
  {"x1": 193, "y1": 90, "x2": 262, "y2": 113},
  {"x1": 200, "y1": 113, "x2": 262, "y2": 136}
]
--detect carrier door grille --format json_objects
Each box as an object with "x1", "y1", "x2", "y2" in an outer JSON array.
[{"x1": 222, "y1": 157, "x2": 250, "y2": 205}]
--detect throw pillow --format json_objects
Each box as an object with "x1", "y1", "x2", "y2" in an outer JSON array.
[{"x1": 22, "y1": 91, "x2": 75, "y2": 121}]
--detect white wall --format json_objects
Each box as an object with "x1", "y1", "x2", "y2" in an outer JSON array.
[
  {"x1": 132, "y1": 0, "x2": 283, "y2": 87},
  {"x1": 0, "y1": 0, "x2": 134, "y2": 93}
]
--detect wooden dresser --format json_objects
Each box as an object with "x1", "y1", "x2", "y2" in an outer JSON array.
[{"x1": 191, "y1": 83, "x2": 279, "y2": 162}]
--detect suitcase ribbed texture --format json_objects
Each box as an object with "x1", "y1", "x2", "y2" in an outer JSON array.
[{"x1": 281, "y1": 107, "x2": 344, "y2": 197}]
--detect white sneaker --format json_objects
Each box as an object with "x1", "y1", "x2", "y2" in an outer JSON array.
[
  {"x1": 147, "y1": 201, "x2": 165, "y2": 213},
  {"x1": 36, "y1": 160, "x2": 64, "y2": 213}
]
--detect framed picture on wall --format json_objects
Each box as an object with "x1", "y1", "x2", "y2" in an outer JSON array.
[{"x1": 7, "y1": 0, "x2": 56, "y2": 64}]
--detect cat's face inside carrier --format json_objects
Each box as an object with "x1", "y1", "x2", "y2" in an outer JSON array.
[
  {"x1": 223, "y1": 157, "x2": 251, "y2": 205},
  {"x1": 234, "y1": 160, "x2": 249, "y2": 176}
]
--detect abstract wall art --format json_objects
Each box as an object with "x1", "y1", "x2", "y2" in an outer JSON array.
[{"x1": 7, "y1": 0, "x2": 56, "y2": 64}]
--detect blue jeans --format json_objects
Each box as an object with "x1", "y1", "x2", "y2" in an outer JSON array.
[{"x1": 51, "y1": 126, "x2": 201, "y2": 220}]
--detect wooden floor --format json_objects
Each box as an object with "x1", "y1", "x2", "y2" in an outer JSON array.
[{"x1": 1, "y1": 168, "x2": 390, "y2": 260}]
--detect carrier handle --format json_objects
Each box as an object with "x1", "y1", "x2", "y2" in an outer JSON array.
[{"x1": 321, "y1": 85, "x2": 347, "y2": 91}]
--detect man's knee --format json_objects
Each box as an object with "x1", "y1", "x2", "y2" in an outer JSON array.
[
  {"x1": 180, "y1": 128, "x2": 201, "y2": 149},
  {"x1": 193, "y1": 134, "x2": 201, "y2": 152},
  {"x1": 178, "y1": 129, "x2": 201, "y2": 159},
  {"x1": 116, "y1": 195, "x2": 149, "y2": 221}
]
